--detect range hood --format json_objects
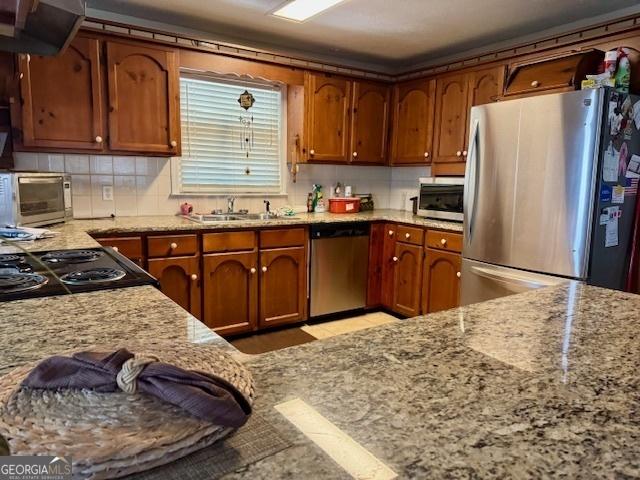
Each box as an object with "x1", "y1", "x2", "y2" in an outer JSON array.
[{"x1": 0, "y1": 0, "x2": 85, "y2": 56}]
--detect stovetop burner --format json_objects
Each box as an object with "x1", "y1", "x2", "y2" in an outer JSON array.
[
  {"x1": 59, "y1": 268, "x2": 126, "y2": 285},
  {"x1": 0, "y1": 254, "x2": 32, "y2": 273},
  {"x1": 0, "y1": 272, "x2": 48, "y2": 294},
  {"x1": 41, "y1": 250, "x2": 105, "y2": 264}
]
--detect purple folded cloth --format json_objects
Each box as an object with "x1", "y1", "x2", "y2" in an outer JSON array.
[{"x1": 20, "y1": 349, "x2": 251, "y2": 428}]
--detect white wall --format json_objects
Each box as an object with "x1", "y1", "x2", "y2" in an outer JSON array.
[{"x1": 13, "y1": 152, "x2": 429, "y2": 218}]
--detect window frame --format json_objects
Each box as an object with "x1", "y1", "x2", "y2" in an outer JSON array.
[{"x1": 171, "y1": 71, "x2": 288, "y2": 197}]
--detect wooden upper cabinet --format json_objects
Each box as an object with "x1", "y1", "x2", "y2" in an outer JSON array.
[
  {"x1": 106, "y1": 40, "x2": 180, "y2": 155},
  {"x1": 18, "y1": 36, "x2": 104, "y2": 150},
  {"x1": 504, "y1": 50, "x2": 603, "y2": 97},
  {"x1": 259, "y1": 246, "x2": 307, "y2": 328},
  {"x1": 391, "y1": 242, "x2": 423, "y2": 317},
  {"x1": 203, "y1": 251, "x2": 258, "y2": 336},
  {"x1": 147, "y1": 256, "x2": 201, "y2": 319},
  {"x1": 422, "y1": 248, "x2": 461, "y2": 314},
  {"x1": 350, "y1": 81, "x2": 389, "y2": 164},
  {"x1": 391, "y1": 78, "x2": 436, "y2": 165},
  {"x1": 468, "y1": 66, "x2": 505, "y2": 107},
  {"x1": 433, "y1": 73, "x2": 469, "y2": 164},
  {"x1": 304, "y1": 72, "x2": 351, "y2": 162}
]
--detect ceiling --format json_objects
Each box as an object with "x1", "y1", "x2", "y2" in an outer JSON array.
[{"x1": 87, "y1": 0, "x2": 640, "y2": 71}]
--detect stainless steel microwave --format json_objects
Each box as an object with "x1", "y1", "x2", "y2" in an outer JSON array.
[
  {"x1": 0, "y1": 172, "x2": 72, "y2": 227},
  {"x1": 417, "y1": 177, "x2": 464, "y2": 222}
]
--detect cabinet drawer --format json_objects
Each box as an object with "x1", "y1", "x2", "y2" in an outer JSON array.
[
  {"x1": 425, "y1": 230, "x2": 462, "y2": 253},
  {"x1": 203, "y1": 231, "x2": 257, "y2": 253},
  {"x1": 94, "y1": 236, "x2": 142, "y2": 260},
  {"x1": 396, "y1": 225, "x2": 424, "y2": 246},
  {"x1": 260, "y1": 228, "x2": 306, "y2": 249},
  {"x1": 147, "y1": 234, "x2": 198, "y2": 257}
]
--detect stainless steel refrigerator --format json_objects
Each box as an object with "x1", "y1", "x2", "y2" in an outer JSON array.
[{"x1": 461, "y1": 88, "x2": 640, "y2": 305}]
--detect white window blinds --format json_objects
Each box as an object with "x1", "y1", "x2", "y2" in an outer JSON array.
[{"x1": 177, "y1": 75, "x2": 284, "y2": 194}]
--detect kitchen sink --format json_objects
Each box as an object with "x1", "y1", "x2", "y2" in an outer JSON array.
[{"x1": 185, "y1": 213, "x2": 293, "y2": 224}]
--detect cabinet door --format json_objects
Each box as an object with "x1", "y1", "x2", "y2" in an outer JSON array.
[
  {"x1": 391, "y1": 78, "x2": 436, "y2": 164},
  {"x1": 304, "y1": 73, "x2": 351, "y2": 162},
  {"x1": 468, "y1": 66, "x2": 505, "y2": 108},
  {"x1": 260, "y1": 246, "x2": 307, "y2": 328},
  {"x1": 147, "y1": 256, "x2": 200, "y2": 318},
  {"x1": 392, "y1": 242, "x2": 423, "y2": 317},
  {"x1": 366, "y1": 223, "x2": 385, "y2": 307},
  {"x1": 203, "y1": 251, "x2": 258, "y2": 336},
  {"x1": 381, "y1": 223, "x2": 397, "y2": 309},
  {"x1": 433, "y1": 73, "x2": 469, "y2": 164},
  {"x1": 422, "y1": 248, "x2": 461, "y2": 314},
  {"x1": 351, "y1": 81, "x2": 389, "y2": 164},
  {"x1": 18, "y1": 36, "x2": 104, "y2": 150},
  {"x1": 106, "y1": 40, "x2": 180, "y2": 155}
]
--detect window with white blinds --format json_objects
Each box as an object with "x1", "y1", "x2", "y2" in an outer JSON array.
[{"x1": 176, "y1": 75, "x2": 284, "y2": 194}]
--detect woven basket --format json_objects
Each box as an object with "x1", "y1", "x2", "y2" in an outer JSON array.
[{"x1": 0, "y1": 341, "x2": 255, "y2": 480}]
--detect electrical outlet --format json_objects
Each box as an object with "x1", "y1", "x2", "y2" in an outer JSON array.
[{"x1": 102, "y1": 185, "x2": 113, "y2": 201}]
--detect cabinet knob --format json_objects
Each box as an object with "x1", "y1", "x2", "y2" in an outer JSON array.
[
  {"x1": 352, "y1": 151, "x2": 358, "y2": 157},
  {"x1": 456, "y1": 151, "x2": 462, "y2": 157},
  {"x1": 170, "y1": 140, "x2": 177, "y2": 148},
  {"x1": 19, "y1": 73, "x2": 23, "y2": 80},
  {"x1": 463, "y1": 150, "x2": 467, "y2": 156},
  {"x1": 170, "y1": 242, "x2": 178, "y2": 249},
  {"x1": 112, "y1": 246, "x2": 119, "y2": 252},
  {"x1": 191, "y1": 274, "x2": 198, "y2": 281},
  {"x1": 250, "y1": 267, "x2": 256, "y2": 274},
  {"x1": 95, "y1": 135, "x2": 103, "y2": 143},
  {"x1": 405, "y1": 233, "x2": 410, "y2": 239},
  {"x1": 388, "y1": 230, "x2": 394, "y2": 236},
  {"x1": 440, "y1": 238, "x2": 447, "y2": 245},
  {"x1": 26, "y1": 54, "x2": 30, "y2": 63},
  {"x1": 309, "y1": 149, "x2": 315, "y2": 156},
  {"x1": 262, "y1": 266, "x2": 268, "y2": 272},
  {"x1": 456, "y1": 272, "x2": 461, "y2": 278},
  {"x1": 531, "y1": 80, "x2": 540, "y2": 88},
  {"x1": 392, "y1": 256, "x2": 398, "y2": 262},
  {"x1": 424, "y1": 152, "x2": 430, "y2": 158}
]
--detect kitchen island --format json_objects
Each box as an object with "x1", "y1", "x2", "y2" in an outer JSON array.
[{"x1": 2, "y1": 282, "x2": 640, "y2": 477}]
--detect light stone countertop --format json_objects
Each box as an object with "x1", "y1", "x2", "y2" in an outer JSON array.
[
  {"x1": 0, "y1": 209, "x2": 462, "y2": 254},
  {"x1": 223, "y1": 283, "x2": 640, "y2": 479},
  {"x1": 2, "y1": 275, "x2": 640, "y2": 477},
  {"x1": 0, "y1": 286, "x2": 235, "y2": 376}
]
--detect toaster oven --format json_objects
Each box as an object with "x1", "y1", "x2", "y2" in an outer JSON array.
[
  {"x1": 0, "y1": 172, "x2": 72, "y2": 227},
  {"x1": 417, "y1": 177, "x2": 464, "y2": 222}
]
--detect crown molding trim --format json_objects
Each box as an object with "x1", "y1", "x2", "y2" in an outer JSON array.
[{"x1": 83, "y1": 12, "x2": 640, "y2": 83}]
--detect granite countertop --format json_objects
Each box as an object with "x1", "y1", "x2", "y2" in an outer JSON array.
[
  {"x1": 2, "y1": 279, "x2": 640, "y2": 477},
  {"x1": 224, "y1": 283, "x2": 640, "y2": 479},
  {"x1": 0, "y1": 286, "x2": 235, "y2": 376},
  {"x1": 0, "y1": 209, "x2": 462, "y2": 253}
]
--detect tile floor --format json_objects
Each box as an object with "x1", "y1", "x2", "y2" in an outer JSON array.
[
  {"x1": 230, "y1": 311, "x2": 400, "y2": 355},
  {"x1": 301, "y1": 312, "x2": 399, "y2": 339}
]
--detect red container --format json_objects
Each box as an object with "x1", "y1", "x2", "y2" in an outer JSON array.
[{"x1": 328, "y1": 197, "x2": 360, "y2": 214}]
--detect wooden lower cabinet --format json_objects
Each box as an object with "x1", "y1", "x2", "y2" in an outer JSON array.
[
  {"x1": 147, "y1": 256, "x2": 201, "y2": 319},
  {"x1": 259, "y1": 246, "x2": 307, "y2": 328},
  {"x1": 422, "y1": 248, "x2": 462, "y2": 314},
  {"x1": 381, "y1": 223, "x2": 398, "y2": 309},
  {"x1": 391, "y1": 242, "x2": 423, "y2": 317},
  {"x1": 202, "y1": 251, "x2": 258, "y2": 336},
  {"x1": 94, "y1": 236, "x2": 143, "y2": 266},
  {"x1": 366, "y1": 223, "x2": 385, "y2": 307}
]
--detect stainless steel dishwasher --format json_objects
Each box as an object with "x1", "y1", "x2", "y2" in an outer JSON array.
[{"x1": 310, "y1": 222, "x2": 370, "y2": 317}]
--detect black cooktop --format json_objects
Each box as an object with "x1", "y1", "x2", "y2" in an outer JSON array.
[{"x1": 0, "y1": 247, "x2": 158, "y2": 302}]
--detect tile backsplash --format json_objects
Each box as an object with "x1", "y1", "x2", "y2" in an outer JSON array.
[{"x1": 13, "y1": 152, "x2": 429, "y2": 218}]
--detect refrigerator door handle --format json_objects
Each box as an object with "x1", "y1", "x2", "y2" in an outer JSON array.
[
  {"x1": 470, "y1": 265, "x2": 559, "y2": 290},
  {"x1": 464, "y1": 118, "x2": 480, "y2": 242}
]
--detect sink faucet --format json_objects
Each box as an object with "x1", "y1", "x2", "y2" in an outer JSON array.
[
  {"x1": 263, "y1": 200, "x2": 271, "y2": 214},
  {"x1": 227, "y1": 196, "x2": 235, "y2": 213}
]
